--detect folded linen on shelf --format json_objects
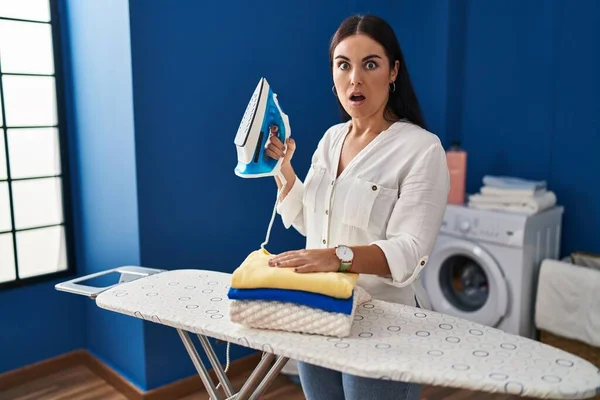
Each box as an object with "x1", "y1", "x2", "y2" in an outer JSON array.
[
  {"x1": 480, "y1": 186, "x2": 546, "y2": 197},
  {"x1": 468, "y1": 190, "x2": 556, "y2": 214},
  {"x1": 482, "y1": 175, "x2": 547, "y2": 191}
]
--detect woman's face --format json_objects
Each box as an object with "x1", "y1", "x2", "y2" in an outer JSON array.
[{"x1": 332, "y1": 34, "x2": 398, "y2": 121}]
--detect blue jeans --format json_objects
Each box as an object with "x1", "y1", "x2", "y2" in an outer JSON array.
[
  {"x1": 296, "y1": 297, "x2": 423, "y2": 400},
  {"x1": 297, "y1": 362, "x2": 422, "y2": 400}
]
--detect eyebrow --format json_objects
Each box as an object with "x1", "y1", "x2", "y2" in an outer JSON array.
[{"x1": 335, "y1": 54, "x2": 382, "y2": 62}]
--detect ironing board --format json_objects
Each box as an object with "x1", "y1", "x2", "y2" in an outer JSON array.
[{"x1": 56, "y1": 267, "x2": 600, "y2": 400}]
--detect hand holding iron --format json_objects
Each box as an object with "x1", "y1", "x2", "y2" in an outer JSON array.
[
  {"x1": 264, "y1": 125, "x2": 295, "y2": 166},
  {"x1": 265, "y1": 125, "x2": 297, "y2": 197}
]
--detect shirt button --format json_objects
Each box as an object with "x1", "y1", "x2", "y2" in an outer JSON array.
[
  {"x1": 372, "y1": 185, "x2": 378, "y2": 191},
  {"x1": 322, "y1": 239, "x2": 326, "y2": 244},
  {"x1": 331, "y1": 181, "x2": 335, "y2": 185},
  {"x1": 325, "y1": 210, "x2": 329, "y2": 215}
]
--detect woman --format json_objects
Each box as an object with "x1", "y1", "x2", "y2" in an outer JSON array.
[{"x1": 264, "y1": 14, "x2": 449, "y2": 400}]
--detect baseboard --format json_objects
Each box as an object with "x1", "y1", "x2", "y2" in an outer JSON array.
[
  {"x1": 0, "y1": 349, "x2": 262, "y2": 400},
  {"x1": 82, "y1": 353, "x2": 145, "y2": 400},
  {"x1": 0, "y1": 349, "x2": 88, "y2": 391}
]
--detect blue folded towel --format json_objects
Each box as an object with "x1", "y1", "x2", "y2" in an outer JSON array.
[
  {"x1": 482, "y1": 175, "x2": 546, "y2": 191},
  {"x1": 227, "y1": 287, "x2": 353, "y2": 315}
]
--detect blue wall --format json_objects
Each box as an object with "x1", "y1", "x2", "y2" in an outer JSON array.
[
  {"x1": 62, "y1": 0, "x2": 146, "y2": 390},
  {"x1": 0, "y1": 278, "x2": 85, "y2": 373},
  {"x1": 2, "y1": 0, "x2": 598, "y2": 393},
  {"x1": 458, "y1": 0, "x2": 600, "y2": 255}
]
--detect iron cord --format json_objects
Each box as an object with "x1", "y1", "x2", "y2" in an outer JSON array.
[
  {"x1": 260, "y1": 171, "x2": 287, "y2": 251},
  {"x1": 215, "y1": 341, "x2": 231, "y2": 391},
  {"x1": 218, "y1": 171, "x2": 286, "y2": 391}
]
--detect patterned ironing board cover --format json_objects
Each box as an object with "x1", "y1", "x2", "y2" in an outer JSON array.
[{"x1": 95, "y1": 269, "x2": 600, "y2": 399}]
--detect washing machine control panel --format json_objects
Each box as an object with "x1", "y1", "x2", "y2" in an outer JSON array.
[{"x1": 440, "y1": 205, "x2": 526, "y2": 246}]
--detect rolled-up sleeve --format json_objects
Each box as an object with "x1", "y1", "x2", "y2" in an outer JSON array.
[
  {"x1": 276, "y1": 175, "x2": 306, "y2": 236},
  {"x1": 370, "y1": 142, "x2": 450, "y2": 287}
]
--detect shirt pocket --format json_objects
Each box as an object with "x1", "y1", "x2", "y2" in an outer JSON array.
[
  {"x1": 302, "y1": 164, "x2": 326, "y2": 213},
  {"x1": 342, "y1": 177, "x2": 398, "y2": 235}
]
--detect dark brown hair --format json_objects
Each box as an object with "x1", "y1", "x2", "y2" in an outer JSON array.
[{"x1": 329, "y1": 14, "x2": 426, "y2": 129}]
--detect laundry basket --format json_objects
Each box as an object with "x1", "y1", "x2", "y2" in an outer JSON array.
[{"x1": 535, "y1": 255, "x2": 600, "y2": 398}]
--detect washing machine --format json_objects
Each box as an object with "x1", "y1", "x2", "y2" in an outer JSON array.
[{"x1": 421, "y1": 204, "x2": 564, "y2": 339}]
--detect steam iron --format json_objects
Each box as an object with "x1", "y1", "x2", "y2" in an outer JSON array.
[
  {"x1": 234, "y1": 78, "x2": 291, "y2": 251},
  {"x1": 234, "y1": 77, "x2": 291, "y2": 180}
]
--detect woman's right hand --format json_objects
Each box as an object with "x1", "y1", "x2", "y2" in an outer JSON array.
[
  {"x1": 265, "y1": 125, "x2": 296, "y2": 166},
  {"x1": 264, "y1": 125, "x2": 297, "y2": 194}
]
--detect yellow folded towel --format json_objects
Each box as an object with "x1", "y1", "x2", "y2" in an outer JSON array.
[{"x1": 230, "y1": 249, "x2": 359, "y2": 299}]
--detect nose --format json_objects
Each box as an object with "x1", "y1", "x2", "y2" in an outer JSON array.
[{"x1": 350, "y1": 68, "x2": 362, "y2": 86}]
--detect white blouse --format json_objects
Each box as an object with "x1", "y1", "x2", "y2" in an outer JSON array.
[{"x1": 277, "y1": 120, "x2": 450, "y2": 307}]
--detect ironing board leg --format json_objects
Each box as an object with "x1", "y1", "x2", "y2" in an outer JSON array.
[
  {"x1": 235, "y1": 353, "x2": 275, "y2": 400},
  {"x1": 178, "y1": 329, "x2": 291, "y2": 400},
  {"x1": 177, "y1": 329, "x2": 222, "y2": 400},
  {"x1": 196, "y1": 334, "x2": 235, "y2": 397},
  {"x1": 235, "y1": 353, "x2": 290, "y2": 400},
  {"x1": 247, "y1": 355, "x2": 290, "y2": 400}
]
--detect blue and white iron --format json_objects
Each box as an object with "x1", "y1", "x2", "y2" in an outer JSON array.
[
  {"x1": 234, "y1": 78, "x2": 291, "y2": 250},
  {"x1": 234, "y1": 77, "x2": 291, "y2": 181}
]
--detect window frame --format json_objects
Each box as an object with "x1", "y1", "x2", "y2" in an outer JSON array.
[{"x1": 0, "y1": 0, "x2": 77, "y2": 291}]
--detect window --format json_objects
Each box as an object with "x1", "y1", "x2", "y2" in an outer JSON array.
[{"x1": 0, "y1": 0, "x2": 74, "y2": 289}]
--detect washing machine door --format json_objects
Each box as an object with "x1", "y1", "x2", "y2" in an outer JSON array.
[{"x1": 423, "y1": 238, "x2": 509, "y2": 328}]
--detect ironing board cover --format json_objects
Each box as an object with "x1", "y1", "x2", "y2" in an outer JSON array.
[{"x1": 95, "y1": 269, "x2": 600, "y2": 399}]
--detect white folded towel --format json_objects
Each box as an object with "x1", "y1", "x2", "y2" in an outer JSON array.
[
  {"x1": 480, "y1": 186, "x2": 546, "y2": 197},
  {"x1": 468, "y1": 190, "x2": 557, "y2": 215},
  {"x1": 535, "y1": 259, "x2": 600, "y2": 348},
  {"x1": 482, "y1": 175, "x2": 547, "y2": 191}
]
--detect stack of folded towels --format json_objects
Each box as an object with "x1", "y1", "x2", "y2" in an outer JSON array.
[
  {"x1": 467, "y1": 175, "x2": 557, "y2": 215},
  {"x1": 227, "y1": 249, "x2": 371, "y2": 338}
]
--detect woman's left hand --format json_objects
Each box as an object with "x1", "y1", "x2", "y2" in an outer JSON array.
[{"x1": 268, "y1": 249, "x2": 340, "y2": 273}]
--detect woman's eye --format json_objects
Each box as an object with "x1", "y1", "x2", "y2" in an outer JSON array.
[
  {"x1": 339, "y1": 62, "x2": 350, "y2": 70},
  {"x1": 365, "y1": 61, "x2": 377, "y2": 70}
]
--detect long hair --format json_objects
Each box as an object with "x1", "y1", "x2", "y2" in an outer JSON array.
[{"x1": 329, "y1": 14, "x2": 426, "y2": 130}]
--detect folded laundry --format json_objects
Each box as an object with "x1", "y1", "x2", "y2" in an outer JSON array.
[
  {"x1": 468, "y1": 190, "x2": 557, "y2": 215},
  {"x1": 231, "y1": 249, "x2": 358, "y2": 299},
  {"x1": 480, "y1": 186, "x2": 546, "y2": 197},
  {"x1": 227, "y1": 287, "x2": 354, "y2": 315},
  {"x1": 482, "y1": 175, "x2": 547, "y2": 191},
  {"x1": 468, "y1": 190, "x2": 555, "y2": 205},
  {"x1": 229, "y1": 285, "x2": 372, "y2": 338}
]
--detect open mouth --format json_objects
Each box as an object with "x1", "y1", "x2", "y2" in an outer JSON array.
[{"x1": 349, "y1": 93, "x2": 366, "y2": 105}]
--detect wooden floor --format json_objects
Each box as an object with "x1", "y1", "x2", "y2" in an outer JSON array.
[
  {"x1": 0, "y1": 364, "x2": 541, "y2": 400},
  {"x1": 0, "y1": 365, "x2": 127, "y2": 400}
]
